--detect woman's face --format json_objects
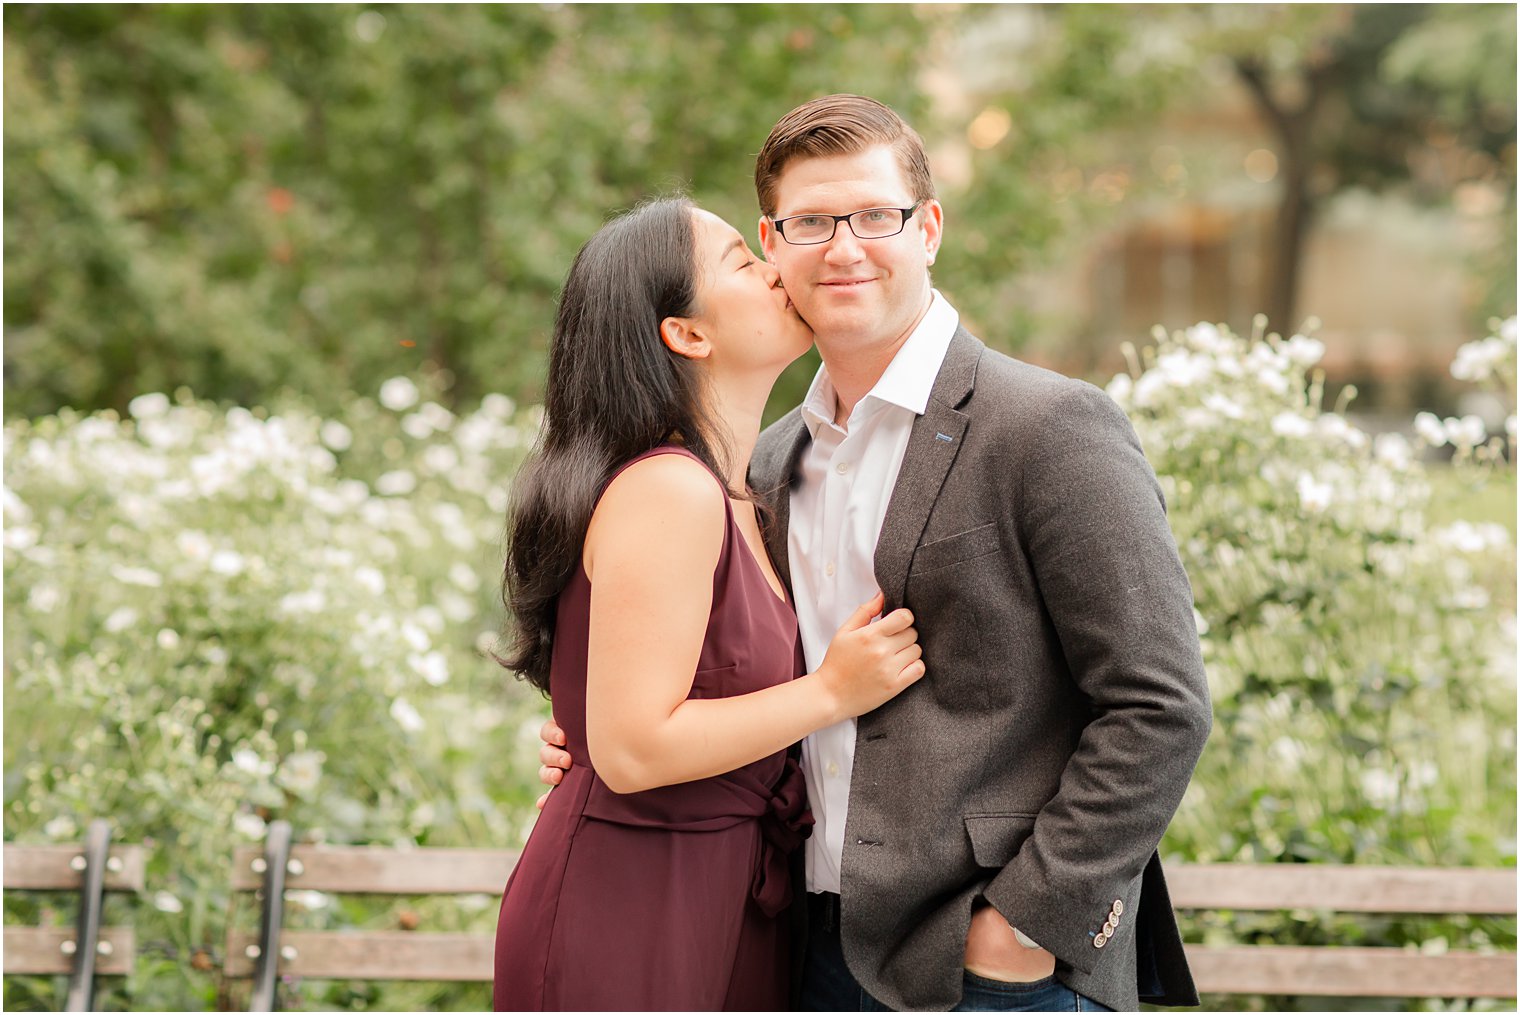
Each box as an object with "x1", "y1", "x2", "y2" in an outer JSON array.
[{"x1": 678, "y1": 208, "x2": 814, "y2": 375}]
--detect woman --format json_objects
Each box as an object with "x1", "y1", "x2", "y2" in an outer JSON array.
[{"x1": 492, "y1": 197, "x2": 924, "y2": 1011}]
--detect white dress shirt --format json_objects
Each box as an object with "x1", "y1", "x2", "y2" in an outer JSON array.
[{"x1": 792, "y1": 290, "x2": 960, "y2": 894}]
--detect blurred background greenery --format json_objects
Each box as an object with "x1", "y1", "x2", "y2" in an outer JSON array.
[
  {"x1": 4, "y1": 4, "x2": 1514, "y2": 422},
  {"x1": 4, "y1": 4, "x2": 1515, "y2": 1012}
]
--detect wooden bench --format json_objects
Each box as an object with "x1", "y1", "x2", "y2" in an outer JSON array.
[
  {"x1": 223, "y1": 821, "x2": 517, "y2": 1011},
  {"x1": 225, "y1": 828, "x2": 1515, "y2": 1009},
  {"x1": 3, "y1": 819, "x2": 147, "y2": 1011},
  {"x1": 1170, "y1": 862, "x2": 1517, "y2": 1001}
]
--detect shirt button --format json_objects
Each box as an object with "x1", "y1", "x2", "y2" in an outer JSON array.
[
  {"x1": 826, "y1": 762, "x2": 839, "y2": 777},
  {"x1": 825, "y1": 562, "x2": 836, "y2": 577},
  {"x1": 836, "y1": 462, "x2": 849, "y2": 475}
]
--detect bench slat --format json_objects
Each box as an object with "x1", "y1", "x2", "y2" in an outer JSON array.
[
  {"x1": 1187, "y1": 945, "x2": 1516, "y2": 998},
  {"x1": 4, "y1": 844, "x2": 147, "y2": 892},
  {"x1": 1169, "y1": 864, "x2": 1517, "y2": 915},
  {"x1": 224, "y1": 931, "x2": 492, "y2": 981},
  {"x1": 230, "y1": 846, "x2": 518, "y2": 894},
  {"x1": 3, "y1": 927, "x2": 136, "y2": 976}
]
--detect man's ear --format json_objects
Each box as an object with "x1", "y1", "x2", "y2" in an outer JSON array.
[
  {"x1": 758, "y1": 216, "x2": 777, "y2": 262},
  {"x1": 659, "y1": 316, "x2": 711, "y2": 360},
  {"x1": 920, "y1": 200, "x2": 944, "y2": 267}
]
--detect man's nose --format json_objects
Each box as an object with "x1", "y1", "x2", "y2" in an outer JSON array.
[{"x1": 822, "y1": 225, "x2": 865, "y2": 265}]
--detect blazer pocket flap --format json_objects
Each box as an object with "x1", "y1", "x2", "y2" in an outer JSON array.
[
  {"x1": 910, "y1": 522, "x2": 1001, "y2": 575},
  {"x1": 964, "y1": 813, "x2": 1037, "y2": 868}
]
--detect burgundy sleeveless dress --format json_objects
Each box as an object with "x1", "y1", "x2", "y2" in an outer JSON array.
[{"x1": 493, "y1": 446, "x2": 811, "y2": 1011}]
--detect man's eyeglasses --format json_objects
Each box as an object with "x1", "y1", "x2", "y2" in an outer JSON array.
[{"x1": 770, "y1": 202, "x2": 924, "y2": 246}]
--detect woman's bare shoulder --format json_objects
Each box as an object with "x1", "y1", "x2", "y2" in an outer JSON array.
[{"x1": 585, "y1": 452, "x2": 726, "y2": 575}]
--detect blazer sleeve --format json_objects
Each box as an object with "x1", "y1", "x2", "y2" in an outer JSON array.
[{"x1": 981, "y1": 381, "x2": 1212, "y2": 975}]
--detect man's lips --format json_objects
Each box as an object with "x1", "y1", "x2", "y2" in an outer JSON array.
[{"x1": 819, "y1": 278, "x2": 876, "y2": 289}]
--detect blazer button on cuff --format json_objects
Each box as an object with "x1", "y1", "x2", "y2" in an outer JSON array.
[
  {"x1": 1113, "y1": 899, "x2": 1124, "y2": 915},
  {"x1": 1093, "y1": 933, "x2": 1108, "y2": 948}
]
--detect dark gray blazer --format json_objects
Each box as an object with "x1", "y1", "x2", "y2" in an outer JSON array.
[{"x1": 750, "y1": 328, "x2": 1212, "y2": 1011}]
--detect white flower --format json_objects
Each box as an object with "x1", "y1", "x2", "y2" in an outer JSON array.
[
  {"x1": 449, "y1": 562, "x2": 481, "y2": 592},
  {"x1": 375, "y1": 470, "x2": 417, "y2": 496},
  {"x1": 475, "y1": 630, "x2": 501, "y2": 656},
  {"x1": 2, "y1": 486, "x2": 32, "y2": 525},
  {"x1": 1270, "y1": 413, "x2": 1313, "y2": 439},
  {"x1": 278, "y1": 589, "x2": 327, "y2": 615},
  {"x1": 480, "y1": 393, "x2": 515, "y2": 418},
  {"x1": 439, "y1": 591, "x2": 476, "y2": 624},
  {"x1": 43, "y1": 815, "x2": 77, "y2": 840},
  {"x1": 410, "y1": 650, "x2": 450, "y2": 686},
  {"x1": 276, "y1": 751, "x2": 324, "y2": 797},
  {"x1": 111, "y1": 565, "x2": 163, "y2": 587},
  {"x1": 1361, "y1": 768, "x2": 1399, "y2": 806},
  {"x1": 156, "y1": 628, "x2": 181, "y2": 650},
  {"x1": 1297, "y1": 473, "x2": 1333, "y2": 513},
  {"x1": 421, "y1": 444, "x2": 460, "y2": 475},
  {"x1": 390, "y1": 697, "x2": 425, "y2": 733},
  {"x1": 29, "y1": 584, "x2": 61, "y2": 612},
  {"x1": 1414, "y1": 412, "x2": 1447, "y2": 446},
  {"x1": 104, "y1": 607, "x2": 139, "y2": 633},
  {"x1": 128, "y1": 392, "x2": 171, "y2": 420},
  {"x1": 415, "y1": 605, "x2": 445, "y2": 633},
  {"x1": 1269, "y1": 736, "x2": 1308, "y2": 770},
  {"x1": 1443, "y1": 415, "x2": 1486, "y2": 449},
  {"x1": 233, "y1": 748, "x2": 275, "y2": 776},
  {"x1": 1373, "y1": 433, "x2": 1412, "y2": 469},
  {"x1": 1185, "y1": 322, "x2": 1228, "y2": 354},
  {"x1": 1202, "y1": 393, "x2": 1245, "y2": 420},
  {"x1": 233, "y1": 812, "x2": 267, "y2": 840},
  {"x1": 354, "y1": 567, "x2": 386, "y2": 597},
  {"x1": 287, "y1": 890, "x2": 331, "y2": 912},
  {"x1": 400, "y1": 621, "x2": 431, "y2": 652},
  {"x1": 1507, "y1": 415, "x2": 1517, "y2": 439},
  {"x1": 4, "y1": 525, "x2": 38, "y2": 551},
  {"x1": 1256, "y1": 367, "x2": 1289, "y2": 395},
  {"x1": 379, "y1": 377, "x2": 420, "y2": 412},
  {"x1": 1282, "y1": 334, "x2": 1325, "y2": 367},
  {"x1": 1105, "y1": 374, "x2": 1133, "y2": 405},
  {"x1": 319, "y1": 420, "x2": 353, "y2": 452},
  {"x1": 419, "y1": 401, "x2": 455, "y2": 432},
  {"x1": 153, "y1": 890, "x2": 184, "y2": 913},
  {"x1": 1454, "y1": 587, "x2": 1491, "y2": 610},
  {"x1": 209, "y1": 550, "x2": 246, "y2": 576},
  {"x1": 401, "y1": 413, "x2": 434, "y2": 440},
  {"x1": 1156, "y1": 349, "x2": 1211, "y2": 387}
]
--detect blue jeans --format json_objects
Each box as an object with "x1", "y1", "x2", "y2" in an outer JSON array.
[{"x1": 800, "y1": 893, "x2": 1114, "y2": 1012}]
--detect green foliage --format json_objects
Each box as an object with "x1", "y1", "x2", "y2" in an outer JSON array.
[
  {"x1": 3, "y1": 4, "x2": 930, "y2": 422},
  {"x1": 3, "y1": 380, "x2": 546, "y2": 1010},
  {"x1": 1111, "y1": 320, "x2": 1516, "y2": 1010}
]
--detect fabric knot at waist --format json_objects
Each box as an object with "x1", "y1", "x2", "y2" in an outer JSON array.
[{"x1": 578, "y1": 753, "x2": 813, "y2": 917}]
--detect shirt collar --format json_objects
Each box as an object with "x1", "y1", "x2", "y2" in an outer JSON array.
[{"x1": 800, "y1": 290, "x2": 960, "y2": 437}]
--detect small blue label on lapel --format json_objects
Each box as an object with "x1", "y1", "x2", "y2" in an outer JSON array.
[{"x1": 934, "y1": 432, "x2": 955, "y2": 443}]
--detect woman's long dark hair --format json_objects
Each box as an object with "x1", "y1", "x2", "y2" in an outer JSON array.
[{"x1": 500, "y1": 197, "x2": 742, "y2": 694}]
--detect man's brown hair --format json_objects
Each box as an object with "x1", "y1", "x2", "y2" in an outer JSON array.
[{"x1": 754, "y1": 94, "x2": 935, "y2": 219}]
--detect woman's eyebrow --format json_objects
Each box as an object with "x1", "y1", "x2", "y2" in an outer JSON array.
[{"x1": 721, "y1": 237, "x2": 746, "y2": 260}]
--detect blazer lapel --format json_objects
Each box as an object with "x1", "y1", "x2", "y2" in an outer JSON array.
[
  {"x1": 757, "y1": 415, "x2": 812, "y2": 592},
  {"x1": 873, "y1": 328, "x2": 981, "y2": 611}
]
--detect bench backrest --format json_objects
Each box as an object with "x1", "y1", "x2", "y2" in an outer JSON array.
[
  {"x1": 1169, "y1": 862, "x2": 1517, "y2": 1000},
  {"x1": 225, "y1": 842, "x2": 1516, "y2": 1004},
  {"x1": 4, "y1": 823, "x2": 146, "y2": 1011},
  {"x1": 224, "y1": 834, "x2": 518, "y2": 995}
]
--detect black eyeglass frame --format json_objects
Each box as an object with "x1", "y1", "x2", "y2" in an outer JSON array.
[{"x1": 769, "y1": 201, "x2": 925, "y2": 245}]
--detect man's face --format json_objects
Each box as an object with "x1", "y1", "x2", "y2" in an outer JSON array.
[{"x1": 759, "y1": 144, "x2": 943, "y2": 358}]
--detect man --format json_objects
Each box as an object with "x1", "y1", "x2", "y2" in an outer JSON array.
[{"x1": 538, "y1": 94, "x2": 1211, "y2": 1011}]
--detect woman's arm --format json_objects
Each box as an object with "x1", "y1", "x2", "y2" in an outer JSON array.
[{"x1": 582, "y1": 453, "x2": 920, "y2": 794}]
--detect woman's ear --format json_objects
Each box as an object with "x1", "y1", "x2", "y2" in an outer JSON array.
[{"x1": 659, "y1": 317, "x2": 712, "y2": 360}]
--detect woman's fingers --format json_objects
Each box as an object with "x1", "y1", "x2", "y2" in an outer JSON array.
[{"x1": 539, "y1": 742, "x2": 572, "y2": 771}]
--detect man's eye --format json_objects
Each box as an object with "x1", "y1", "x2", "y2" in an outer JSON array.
[
  {"x1": 861, "y1": 210, "x2": 890, "y2": 223},
  {"x1": 795, "y1": 216, "x2": 828, "y2": 229}
]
